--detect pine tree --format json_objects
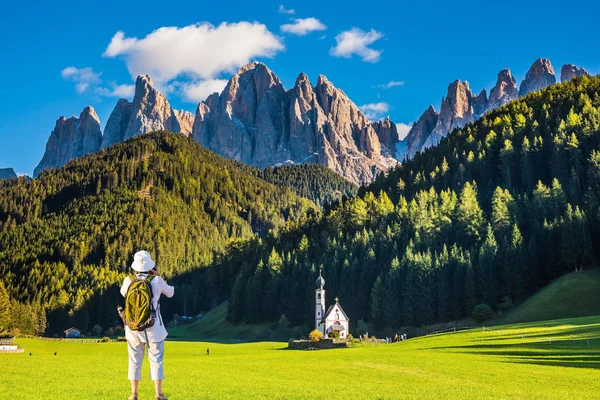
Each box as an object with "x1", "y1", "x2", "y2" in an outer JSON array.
[
  {"x1": 478, "y1": 225, "x2": 499, "y2": 306},
  {"x1": 561, "y1": 205, "x2": 592, "y2": 272},
  {"x1": 370, "y1": 276, "x2": 383, "y2": 331},
  {"x1": 0, "y1": 281, "x2": 11, "y2": 333},
  {"x1": 456, "y1": 182, "x2": 484, "y2": 247},
  {"x1": 382, "y1": 257, "x2": 401, "y2": 328},
  {"x1": 491, "y1": 187, "x2": 515, "y2": 235}
]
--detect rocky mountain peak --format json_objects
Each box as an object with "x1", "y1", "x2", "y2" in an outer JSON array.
[
  {"x1": 121, "y1": 74, "x2": 187, "y2": 141},
  {"x1": 316, "y1": 74, "x2": 330, "y2": 86},
  {"x1": 403, "y1": 105, "x2": 439, "y2": 159},
  {"x1": 238, "y1": 61, "x2": 265, "y2": 74},
  {"x1": 371, "y1": 116, "x2": 399, "y2": 151},
  {"x1": 291, "y1": 73, "x2": 314, "y2": 100},
  {"x1": 0, "y1": 168, "x2": 17, "y2": 180},
  {"x1": 135, "y1": 75, "x2": 154, "y2": 94},
  {"x1": 34, "y1": 106, "x2": 102, "y2": 177},
  {"x1": 446, "y1": 80, "x2": 473, "y2": 115},
  {"x1": 228, "y1": 62, "x2": 284, "y2": 94},
  {"x1": 422, "y1": 80, "x2": 477, "y2": 150},
  {"x1": 191, "y1": 65, "x2": 395, "y2": 185},
  {"x1": 473, "y1": 89, "x2": 488, "y2": 116},
  {"x1": 519, "y1": 58, "x2": 556, "y2": 96},
  {"x1": 561, "y1": 64, "x2": 590, "y2": 82},
  {"x1": 101, "y1": 99, "x2": 133, "y2": 149},
  {"x1": 295, "y1": 72, "x2": 310, "y2": 86},
  {"x1": 174, "y1": 109, "x2": 194, "y2": 136},
  {"x1": 488, "y1": 68, "x2": 518, "y2": 110}
]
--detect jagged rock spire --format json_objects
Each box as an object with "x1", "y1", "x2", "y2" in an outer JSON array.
[
  {"x1": 34, "y1": 106, "x2": 102, "y2": 177},
  {"x1": 519, "y1": 58, "x2": 556, "y2": 96}
]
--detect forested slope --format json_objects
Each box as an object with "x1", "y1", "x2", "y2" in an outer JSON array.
[
  {"x1": 258, "y1": 164, "x2": 357, "y2": 205},
  {"x1": 224, "y1": 75, "x2": 600, "y2": 333},
  {"x1": 0, "y1": 132, "x2": 316, "y2": 335}
]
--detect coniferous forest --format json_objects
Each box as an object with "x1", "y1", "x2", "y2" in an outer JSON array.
[
  {"x1": 224, "y1": 75, "x2": 600, "y2": 332},
  {"x1": 0, "y1": 132, "x2": 318, "y2": 335},
  {"x1": 2, "y1": 76, "x2": 600, "y2": 336}
]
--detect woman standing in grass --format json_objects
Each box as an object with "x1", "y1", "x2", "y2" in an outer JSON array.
[{"x1": 120, "y1": 250, "x2": 174, "y2": 400}]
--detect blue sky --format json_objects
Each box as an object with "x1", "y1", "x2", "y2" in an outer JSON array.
[{"x1": 1, "y1": 0, "x2": 599, "y2": 175}]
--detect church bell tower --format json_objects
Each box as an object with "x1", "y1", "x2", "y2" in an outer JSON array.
[{"x1": 315, "y1": 268, "x2": 326, "y2": 335}]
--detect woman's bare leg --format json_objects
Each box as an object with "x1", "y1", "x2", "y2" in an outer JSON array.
[
  {"x1": 130, "y1": 380, "x2": 139, "y2": 395},
  {"x1": 154, "y1": 380, "x2": 163, "y2": 395}
]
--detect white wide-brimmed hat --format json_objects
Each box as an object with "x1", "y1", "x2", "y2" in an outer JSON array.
[{"x1": 131, "y1": 250, "x2": 156, "y2": 272}]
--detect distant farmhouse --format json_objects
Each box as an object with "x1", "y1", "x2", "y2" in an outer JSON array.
[
  {"x1": 64, "y1": 327, "x2": 81, "y2": 338},
  {"x1": 0, "y1": 337, "x2": 23, "y2": 353},
  {"x1": 315, "y1": 270, "x2": 350, "y2": 338}
]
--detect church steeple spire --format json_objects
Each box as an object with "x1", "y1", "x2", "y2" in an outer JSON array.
[
  {"x1": 315, "y1": 267, "x2": 326, "y2": 335},
  {"x1": 316, "y1": 267, "x2": 325, "y2": 289}
]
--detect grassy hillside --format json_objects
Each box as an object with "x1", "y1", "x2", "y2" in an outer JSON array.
[
  {"x1": 4, "y1": 316, "x2": 600, "y2": 399},
  {"x1": 499, "y1": 269, "x2": 600, "y2": 324},
  {"x1": 169, "y1": 302, "x2": 298, "y2": 342}
]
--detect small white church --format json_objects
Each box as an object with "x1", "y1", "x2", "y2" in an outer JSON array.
[{"x1": 315, "y1": 269, "x2": 350, "y2": 338}]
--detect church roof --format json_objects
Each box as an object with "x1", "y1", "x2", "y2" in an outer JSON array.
[
  {"x1": 324, "y1": 301, "x2": 350, "y2": 321},
  {"x1": 331, "y1": 323, "x2": 345, "y2": 331}
]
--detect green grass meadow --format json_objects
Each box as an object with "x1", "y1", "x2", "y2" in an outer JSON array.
[{"x1": 3, "y1": 316, "x2": 600, "y2": 399}]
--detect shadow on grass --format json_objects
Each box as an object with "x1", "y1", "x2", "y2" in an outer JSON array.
[
  {"x1": 506, "y1": 356, "x2": 600, "y2": 370},
  {"x1": 167, "y1": 336, "x2": 287, "y2": 344},
  {"x1": 472, "y1": 326, "x2": 600, "y2": 343},
  {"x1": 427, "y1": 341, "x2": 600, "y2": 369}
]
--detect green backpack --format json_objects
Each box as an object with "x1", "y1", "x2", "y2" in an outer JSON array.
[{"x1": 122, "y1": 274, "x2": 156, "y2": 331}]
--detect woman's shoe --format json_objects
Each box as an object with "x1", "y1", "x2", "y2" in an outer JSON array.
[
  {"x1": 155, "y1": 393, "x2": 168, "y2": 400},
  {"x1": 128, "y1": 395, "x2": 138, "y2": 400}
]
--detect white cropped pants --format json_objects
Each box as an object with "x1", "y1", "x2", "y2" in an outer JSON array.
[{"x1": 127, "y1": 338, "x2": 165, "y2": 381}]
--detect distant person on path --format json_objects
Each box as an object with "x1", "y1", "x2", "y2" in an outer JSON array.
[
  {"x1": 206, "y1": 348, "x2": 210, "y2": 356},
  {"x1": 120, "y1": 250, "x2": 174, "y2": 400}
]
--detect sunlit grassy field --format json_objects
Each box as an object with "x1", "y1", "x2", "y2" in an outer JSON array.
[{"x1": 2, "y1": 316, "x2": 600, "y2": 399}]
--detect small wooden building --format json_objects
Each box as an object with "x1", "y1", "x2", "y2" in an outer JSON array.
[{"x1": 64, "y1": 327, "x2": 81, "y2": 338}]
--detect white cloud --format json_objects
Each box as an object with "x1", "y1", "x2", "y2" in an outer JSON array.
[
  {"x1": 330, "y1": 28, "x2": 383, "y2": 63},
  {"x1": 110, "y1": 84, "x2": 135, "y2": 98},
  {"x1": 359, "y1": 102, "x2": 389, "y2": 120},
  {"x1": 396, "y1": 122, "x2": 411, "y2": 140},
  {"x1": 61, "y1": 67, "x2": 101, "y2": 93},
  {"x1": 95, "y1": 83, "x2": 135, "y2": 98},
  {"x1": 61, "y1": 66, "x2": 133, "y2": 98},
  {"x1": 278, "y1": 5, "x2": 295, "y2": 14},
  {"x1": 280, "y1": 18, "x2": 327, "y2": 36},
  {"x1": 103, "y1": 22, "x2": 284, "y2": 87},
  {"x1": 375, "y1": 80, "x2": 405, "y2": 89},
  {"x1": 182, "y1": 79, "x2": 228, "y2": 102}
]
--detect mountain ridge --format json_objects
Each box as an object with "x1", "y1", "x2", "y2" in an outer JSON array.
[
  {"x1": 35, "y1": 63, "x2": 396, "y2": 185},
  {"x1": 34, "y1": 58, "x2": 592, "y2": 181},
  {"x1": 401, "y1": 58, "x2": 591, "y2": 159}
]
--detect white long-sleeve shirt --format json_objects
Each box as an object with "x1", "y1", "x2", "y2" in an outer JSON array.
[{"x1": 120, "y1": 274, "x2": 174, "y2": 343}]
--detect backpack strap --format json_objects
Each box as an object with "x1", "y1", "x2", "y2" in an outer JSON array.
[{"x1": 144, "y1": 274, "x2": 156, "y2": 312}]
